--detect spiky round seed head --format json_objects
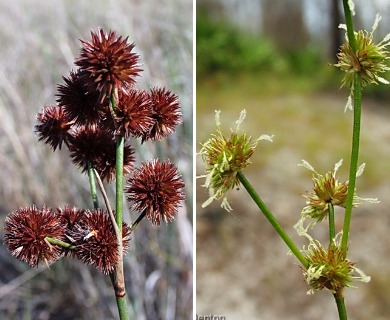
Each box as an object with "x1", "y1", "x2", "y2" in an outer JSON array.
[
  {"x1": 304, "y1": 241, "x2": 354, "y2": 293},
  {"x1": 56, "y1": 70, "x2": 109, "y2": 126},
  {"x1": 57, "y1": 205, "x2": 86, "y2": 256},
  {"x1": 113, "y1": 89, "x2": 155, "y2": 138},
  {"x1": 57, "y1": 205, "x2": 86, "y2": 230},
  {"x1": 75, "y1": 29, "x2": 142, "y2": 101},
  {"x1": 69, "y1": 209, "x2": 130, "y2": 274},
  {"x1": 199, "y1": 110, "x2": 273, "y2": 211},
  {"x1": 35, "y1": 105, "x2": 74, "y2": 151},
  {"x1": 335, "y1": 16, "x2": 390, "y2": 88},
  {"x1": 299, "y1": 160, "x2": 375, "y2": 223},
  {"x1": 142, "y1": 87, "x2": 182, "y2": 142},
  {"x1": 125, "y1": 159, "x2": 185, "y2": 225},
  {"x1": 68, "y1": 126, "x2": 135, "y2": 182},
  {"x1": 3, "y1": 205, "x2": 66, "y2": 267},
  {"x1": 200, "y1": 131, "x2": 256, "y2": 205}
]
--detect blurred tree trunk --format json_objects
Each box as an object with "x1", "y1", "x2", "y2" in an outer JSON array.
[
  {"x1": 262, "y1": 0, "x2": 309, "y2": 51},
  {"x1": 197, "y1": 0, "x2": 224, "y2": 19},
  {"x1": 330, "y1": 0, "x2": 343, "y2": 62}
]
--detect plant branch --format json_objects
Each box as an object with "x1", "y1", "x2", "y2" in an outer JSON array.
[
  {"x1": 334, "y1": 291, "x2": 348, "y2": 320},
  {"x1": 93, "y1": 168, "x2": 120, "y2": 243},
  {"x1": 328, "y1": 202, "x2": 336, "y2": 244},
  {"x1": 342, "y1": 0, "x2": 357, "y2": 50},
  {"x1": 237, "y1": 171, "x2": 308, "y2": 268},
  {"x1": 341, "y1": 73, "x2": 362, "y2": 256},
  {"x1": 115, "y1": 135, "x2": 125, "y2": 234},
  {"x1": 110, "y1": 90, "x2": 129, "y2": 320},
  {"x1": 88, "y1": 162, "x2": 99, "y2": 209},
  {"x1": 46, "y1": 237, "x2": 75, "y2": 250},
  {"x1": 130, "y1": 211, "x2": 146, "y2": 233}
]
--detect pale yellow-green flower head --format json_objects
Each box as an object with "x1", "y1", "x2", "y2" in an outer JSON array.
[
  {"x1": 335, "y1": 14, "x2": 390, "y2": 89},
  {"x1": 198, "y1": 110, "x2": 272, "y2": 212},
  {"x1": 293, "y1": 223, "x2": 371, "y2": 295},
  {"x1": 299, "y1": 159, "x2": 379, "y2": 223},
  {"x1": 303, "y1": 238, "x2": 370, "y2": 295}
]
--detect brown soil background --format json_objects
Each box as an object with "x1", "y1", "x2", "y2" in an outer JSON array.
[{"x1": 196, "y1": 89, "x2": 390, "y2": 320}]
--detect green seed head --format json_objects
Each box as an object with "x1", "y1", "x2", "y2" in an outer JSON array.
[
  {"x1": 301, "y1": 160, "x2": 349, "y2": 222},
  {"x1": 304, "y1": 241, "x2": 354, "y2": 294},
  {"x1": 335, "y1": 15, "x2": 390, "y2": 88},
  {"x1": 199, "y1": 110, "x2": 272, "y2": 211}
]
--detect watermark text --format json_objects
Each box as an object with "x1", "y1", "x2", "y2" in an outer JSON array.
[{"x1": 196, "y1": 314, "x2": 226, "y2": 320}]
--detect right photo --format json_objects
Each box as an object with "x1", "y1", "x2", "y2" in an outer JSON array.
[{"x1": 196, "y1": 1, "x2": 390, "y2": 319}]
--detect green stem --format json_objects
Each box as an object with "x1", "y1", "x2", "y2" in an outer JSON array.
[
  {"x1": 115, "y1": 296, "x2": 130, "y2": 320},
  {"x1": 111, "y1": 91, "x2": 129, "y2": 320},
  {"x1": 341, "y1": 72, "x2": 362, "y2": 256},
  {"x1": 112, "y1": 91, "x2": 125, "y2": 234},
  {"x1": 337, "y1": 2, "x2": 359, "y2": 320},
  {"x1": 342, "y1": 0, "x2": 357, "y2": 50},
  {"x1": 46, "y1": 237, "x2": 75, "y2": 250},
  {"x1": 88, "y1": 162, "x2": 99, "y2": 209},
  {"x1": 328, "y1": 203, "x2": 336, "y2": 244},
  {"x1": 237, "y1": 171, "x2": 308, "y2": 268},
  {"x1": 334, "y1": 292, "x2": 348, "y2": 320},
  {"x1": 116, "y1": 135, "x2": 125, "y2": 233}
]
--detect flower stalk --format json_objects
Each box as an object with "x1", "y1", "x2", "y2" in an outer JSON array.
[
  {"x1": 341, "y1": 72, "x2": 362, "y2": 255},
  {"x1": 115, "y1": 135, "x2": 125, "y2": 233},
  {"x1": 237, "y1": 171, "x2": 308, "y2": 268},
  {"x1": 130, "y1": 211, "x2": 146, "y2": 233},
  {"x1": 328, "y1": 203, "x2": 336, "y2": 245},
  {"x1": 92, "y1": 169, "x2": 117, "y2": 232},
  {"x1": 334, "y1": 293, "x2": 348, "y2": 320},
  {"x1": 111, "y1": 90, "x2": 129, "y2": 319},
  {"x1": 45, "y1": 237, "x2": 75, "y2": 250},
  {"x1": 342, "y1": 0, "x2": 357, "y2": 51},
  {"x1": 88, "y1": 162, "x2": 100, "y2": 209}
]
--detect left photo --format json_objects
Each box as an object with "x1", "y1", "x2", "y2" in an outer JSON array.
[{"x1": 0, "y1": 1, "x2": 193, "y2": 319}]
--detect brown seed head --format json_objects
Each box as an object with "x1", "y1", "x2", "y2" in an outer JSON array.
[
  {"x1": 70, "y1": 209, "x2": 130, "y2": 274},
  {"x1": 56, "y1": 70, "x2": 109, "y2": 126},
  {"x1": 114, "y1": 89, "x2": 155, "y2": 138},
  {"x1": 57, "y1": 205, "x2": 86, "y2": 230},
  {"x1": 3, "y1": 205, "x2": 66, "y2": 267},
  {"x1": 57, "y1": 205, "x2": 86, "y2": 257},
  {"x1": 75, "y1": 29, "x2": 142, "y2": 101},
  {"x1": 125, "y1": 159, "x2": 185, "y2": 225},
  {"x1": 68, "y1": 126, "x2": 135, "y2": 182},
  {"x1": 35, "y1": 105, "x2": 74, "y2": 151},
  {"x1": 142, "y1": 88, "x2": 182, "y2": 142}
]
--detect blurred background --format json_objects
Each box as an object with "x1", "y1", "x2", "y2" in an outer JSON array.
[
  {"x1": 0, "y1": 0, "x2": 192, "y2": 319},
  {"x1": 197, "y1": 0, "x2": 390, "y2": 319}
]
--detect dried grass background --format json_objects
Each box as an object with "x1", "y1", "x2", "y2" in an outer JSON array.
[{"x1": 0, "y1": 0, "x2": 193, "y2": 319}]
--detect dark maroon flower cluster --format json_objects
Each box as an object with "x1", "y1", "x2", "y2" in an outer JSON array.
[
  {"x1": 57, "y1": 70, "x2": 105, "y2": 126},
  {"x1": 125, "y1": 159, "x2": 185, "y2": 225},
  {"x1": 35, "y1": 28, "x2": 182, "y2": 182},
  {"x1": 36, "y1": 105, "x2": 73, "y2": 151},
  {"x1": 68, "y1": 126, "x2": 135, "y2": 182},
  {"x1": 4, "y1": 28, "x2": 185, "y2": 273},
  {"x1": 4, "y1": 205, "x2": 66, "y2": 267},
  {"x1": 4, "y1": 205, "x2": 130, "y2": 272},
  {"x1": 143, "y1": 88, "x2": 183, "y2": 142},
  {"x1": 69, "y1": 209, "x2": 130, "y2": 274},
  {"x1": 75, "y1": 29, "x2": 141, "y2": 100}
]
